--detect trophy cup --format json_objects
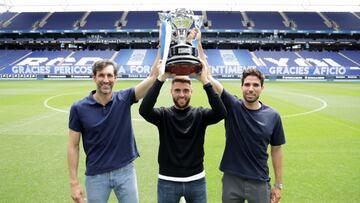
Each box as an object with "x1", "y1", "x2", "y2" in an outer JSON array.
[{"x1": 159, "y1": 8, "x2": 203, "y2": 75}]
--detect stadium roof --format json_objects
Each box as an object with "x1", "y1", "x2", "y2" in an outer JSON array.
[{"x1": 0, "y1": 0, "x2": 360, "y2": 12}]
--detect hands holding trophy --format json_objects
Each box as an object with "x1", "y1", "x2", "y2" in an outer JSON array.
[{"x1": 158, "y1": 8, "x2": 203, "y2": 75}]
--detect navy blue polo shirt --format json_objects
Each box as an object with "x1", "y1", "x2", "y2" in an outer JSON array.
[
  {"x1": 69, "y1": 88, "x2": 139, "y2": 176},
  {"x1": 220, "y1": 89, "x2": 285, "y2": 182}
]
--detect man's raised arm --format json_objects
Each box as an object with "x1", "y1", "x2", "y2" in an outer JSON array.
[{"x1": 134, "y1": 51, "x2": 162, "y2": 101}]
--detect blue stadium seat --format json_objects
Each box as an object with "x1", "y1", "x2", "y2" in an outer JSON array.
[
  {"x1": 205, "y1": 11, "x2": 245, "y2": 29},
  {"x1": 40, "y1": 12, "x2": 84, "y2": 30},
  {"x1": 247, "y1": 12, "x2": 287, "y2": 30},
  {"x1": 0, "y1": 12, "x2": 17, "y2": 25},
  {"x1": 300, "y1": 51, "x2": 358, "y2": 67},
  {"x1": 3, "y1": 12, "x2": 48, "y2": 30},
  {"x1": 0, "y1": 50, "x2": 31, "y2": 67},
  {"x1": 340, "y1": 51, "x2": 360, "y2": 65},
  {"x1": 255, "y1": 50, "x2": 300, "y2": 67},
  {"x1": 81, "y1": 11, "x2": 123, "y2": 30},
  {"x1": 123, "y1": 11, "x2": 159, "y2": 29},
  {"x1": 324, "y1": 12, "x2": 360, "y2": 30},
  {"x1": 284, "y1": 12, "x2": 331, "y2": 31}
]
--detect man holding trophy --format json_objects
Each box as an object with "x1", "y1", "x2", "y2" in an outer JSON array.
[{"x1": 139, "y1": 9, "x2": 227, "y2": 203}]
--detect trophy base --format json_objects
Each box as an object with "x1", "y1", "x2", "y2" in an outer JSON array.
[{"x1": 165, "y1": 55, "x2": 202, "y2": 75}]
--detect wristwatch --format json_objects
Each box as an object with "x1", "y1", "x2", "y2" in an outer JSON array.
[{"x1": 274, "y1": 183, "x2": 283, "y2": 190}]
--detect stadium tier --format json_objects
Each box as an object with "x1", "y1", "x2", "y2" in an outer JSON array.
[
  {"x1": 284, "y1": 12, "x2": 331, "y2": 31},
  {"x1": 1, "y1": 11, "x2": 360, "y2": 33},
  {"x1": 1, "y1": 49, "x2": 359, "y2": 79},
  {"x1": 1, "y1": 12, "x2": 48, "y2": 30},
  {"x1": 0, "y1": 10, "x2": 359, "y2": 80},
  {"x1": 122, "y1": 11, "x2": 160, "y2": 29},
  {"x1": 324, "y1": 12, "x2": 360, "y2": 30},
  {"x1": 246, "y1": 12, "x2": 287, "y2": 30},
  {"x1": 39, "y1": 12, "x2": 85, "y2": 30},
  {"x1": 340, "y1": 51, "x2": 360, "y2": 65},
  {"x1": 206, "y1": 11, "x2": 245, "y2": 29},
  {"x1": 80, "y1": 11, "x2": 123, "y2": 30}
]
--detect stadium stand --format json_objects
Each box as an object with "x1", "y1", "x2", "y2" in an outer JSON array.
[
  {"x1": 340, "y1": 51, "x2": 360, "y2": 65},
  {"x1": 39, "y1": 12, "x2": 85, "y2": 30},
  {"x1": 122, "y1": 11, "x2": 159, "y2": 29},
  {"x1": 0, "y1": 10, "x2": 359, "y2": 80},
  {"x1": 1, "y1": 48, "x2": 360, "y2": 79},
  {"x1": 0, "y1": 12, "x2": 17, "y2": 27},
  {"x1": 0, "y1": 49, "x2": 31, "y2": 68},
  {"x1": 206, "y1": 11, "x2": 245, "y2": 29},
  {"x1": 323, "y1": 12, "x2": 360, "y2": 30},
  {"x1": 246, "y1": 12, "x2": 287, "y2": 30},
  {"x1": 284, "y1": 12, "x2": 332, "y2": 31},
  {"x1": 1, "y1": 12, "x2": 48, "y2": 30},
  {"x1": 80, "y1": 11, "x2": 123, "y2": 30}
]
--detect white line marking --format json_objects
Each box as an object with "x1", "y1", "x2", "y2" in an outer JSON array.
[
  {"x1": 0, "y1": 113, "x2": 57, "y2": 134},
  {"x1": 44, "y1": 91, "x2": 328, "y2": 120},
  {"x1": 43, "y1": 93, "x2": 145, "y2": 121},
  {"x1": 278, "y1": 92, "x2": 328, "y2": 118},
  {"x1": 43, "y1": 93, "x2": 72, "y2": 113}
]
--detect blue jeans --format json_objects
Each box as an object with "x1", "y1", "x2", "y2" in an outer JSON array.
[
  {"x1": 85, "y1": 163, "x2": 138, "y2": 203},
  {"x1": 157, "y1": 178, "x2": 207, "y2": 203}
]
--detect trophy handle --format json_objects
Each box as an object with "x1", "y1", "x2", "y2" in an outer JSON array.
[{"x1": 193, "y1": 16, "x2": 203, "y2": 29}]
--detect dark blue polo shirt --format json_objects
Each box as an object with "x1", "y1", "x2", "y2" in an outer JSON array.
[
  {"x1": 69, "y1": 88, "x2": 139, "y2": 176},
  {"x1": 220, "y1": 89, "x2": 285, "y2": 182}
]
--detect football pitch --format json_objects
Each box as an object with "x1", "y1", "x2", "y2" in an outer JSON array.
[{"x1": 0, "y1": 80, "x2": 359, "y2": 203}]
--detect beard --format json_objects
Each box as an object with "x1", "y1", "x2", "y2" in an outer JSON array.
[
  {"x1": 243, "y1": 93, "x2": 259, "y2": 103},
  {"x1": 97, "y1": 83, "x2": 113, "y2": 95},
  {"x1": 173, "y1": 97, "x2": 190, "y2": 109}
]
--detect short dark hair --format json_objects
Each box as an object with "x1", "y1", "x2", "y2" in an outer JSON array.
[
  {"x1": 92, "y1": 59, "x2": 118, "y2": 76},
  {"x1": 172, "y1": 76, "x2": 191, "y2": 85},
  {"x1": 241, "y1": 68, "x2": 265, "y2": 86}
]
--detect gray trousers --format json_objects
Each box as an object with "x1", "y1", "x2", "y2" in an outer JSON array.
[{"x1": 222, "y1": 173, "x2": 271, "y2": 203}]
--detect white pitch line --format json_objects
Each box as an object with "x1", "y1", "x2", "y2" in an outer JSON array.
[
  {"x1": 0, "y1": 113, "x2": 57, "y2": 134},
  {"x1": 43, "y1": 93, "x2": 145, "y2": 121},
  {"x1": 43, "y1": 93, "x2": 72, "y2": 113},
  {"x1": 44, "y1": 91, "x2": 328, "y2": 120},
  {"x1": 281, "y1": 92, "x2": 328, "y2": 118}
]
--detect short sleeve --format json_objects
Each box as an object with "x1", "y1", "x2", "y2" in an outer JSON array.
[
  {"x1": 69, "y1": 103, "x2": 82, "y2": 132},
  {"x1": 270, "y1": 114, "x2": 286, "y2": 146},
  {"x1": 117, "y1": 88, "x2": 137, "y2": 105}
]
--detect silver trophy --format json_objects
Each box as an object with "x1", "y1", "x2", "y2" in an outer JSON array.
[{"x1": 159, "y1": 8, "x2": 203, "y2": 75}]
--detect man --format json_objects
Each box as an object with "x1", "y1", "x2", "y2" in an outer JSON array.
[
  {"x1": 139, "y1": 61, "x2": 227, "y2": 203},
  {"x1": 208, "y1": 68, "x2": 285, "y2": 203},
  {"x1": 67, "y1": 57, "x2": 160, "y2": 203}
]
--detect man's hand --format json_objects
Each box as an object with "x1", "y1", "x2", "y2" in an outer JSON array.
[
  {"x1": 187, "y1": 28, "x2": 200, "y2": 44},
  {"x1": 196, "y1": 59, "x2": 210, "y2": 85},
  {"x1": 194, "y1": 28, "x2": 201, "y2": 41},
  {"x1": 71, "y1": 182, "x2": 85, "y2": 203},
  {"x1": 158, "y1": 71, "x2": 171, "y2": 82},
  {"x1": 150, "y1": 59, "x2": 162, "y2": 78},
  {"x1": 271, "y1": 187, "x2": 282, "y2": 203}
]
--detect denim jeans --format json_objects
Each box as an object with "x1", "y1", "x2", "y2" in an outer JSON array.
[
  {"x1": 85, "y1": 162, "x2": 138, "y2": 203},
  {"x1": 157, "y1": 177, "x2": 207, "y2": 203}
]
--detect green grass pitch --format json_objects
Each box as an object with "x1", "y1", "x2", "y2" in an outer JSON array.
[{"x1": 0, "y1": 80, "x2": 359, "y2": 202}]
